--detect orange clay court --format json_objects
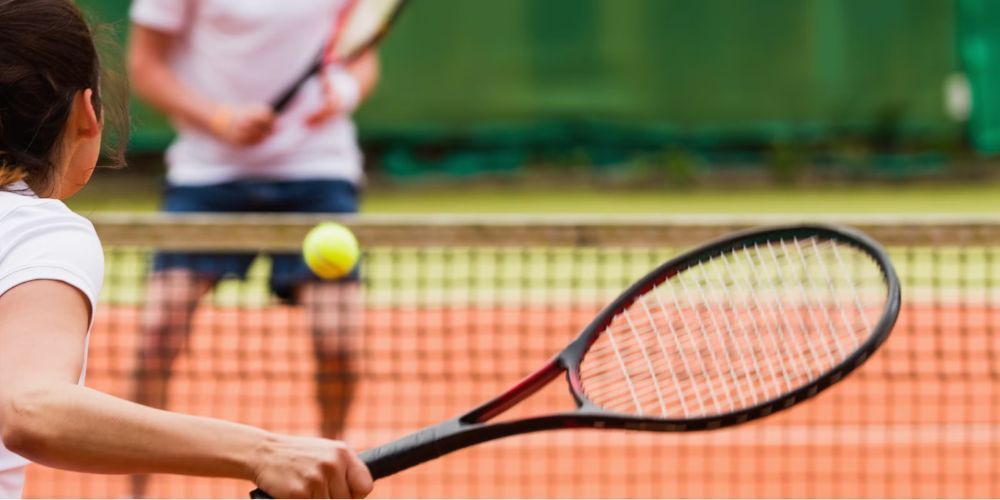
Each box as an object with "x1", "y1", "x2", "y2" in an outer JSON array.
[{"x1": 24, "y1": 299, "x2": 999, "y2": 498}]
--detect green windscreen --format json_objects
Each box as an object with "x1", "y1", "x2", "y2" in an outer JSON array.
[{"x1": 80, "y1": 0, "x2": 962, "y2": 160}]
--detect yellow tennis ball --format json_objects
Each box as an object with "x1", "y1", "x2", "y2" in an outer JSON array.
[{"x1": 303, "y1": 222, "x2": 360, "y2": 280}]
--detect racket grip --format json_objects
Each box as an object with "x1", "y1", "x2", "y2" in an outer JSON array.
[
  {"x1": 248, "y1": 425, "x2": 444, "y2": 498},
  {"x1": 360, "y1": 425, "x2": 444, "y2": 480}
]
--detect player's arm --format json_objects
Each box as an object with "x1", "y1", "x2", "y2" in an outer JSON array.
[
  {"x1": 128, "y1": 24, "x2": 274, "y2": 145},
  {"x1": 306, "y1": 50, "x2": 380, "y2": 126},
  {"x1": 348, "y1": 50, "x2": 380, "y2": 101},
  {"x1": 0, "y1": 280, "x2": 371, "y2": 498}
]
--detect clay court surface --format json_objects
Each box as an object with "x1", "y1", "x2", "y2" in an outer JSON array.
[{"x1": 21, "y1": 299, "x2": 998, "y2": 498}]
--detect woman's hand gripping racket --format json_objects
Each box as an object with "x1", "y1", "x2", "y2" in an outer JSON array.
[
  {"x1": 252, "y1": 224, "x2": 900, "y2": 498},
  {"x1": 272, "y1": 0, "x2": 407, "y2": 113}
]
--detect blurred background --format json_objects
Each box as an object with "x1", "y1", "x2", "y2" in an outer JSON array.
[
  {"x1": 25, "y1": 0, "x2": 1000, "y2": 498},
  {"x1": 72, "y1": 0, "x2": 1000, "y2": 213}
]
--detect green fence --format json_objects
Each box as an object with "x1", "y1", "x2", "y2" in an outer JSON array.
[
  {"x1": 82, "y1": 0, "x2": 983, "y2": 172},
  {"x1": 958, "y1": 0, "x2": 1000, "y2": 154}
]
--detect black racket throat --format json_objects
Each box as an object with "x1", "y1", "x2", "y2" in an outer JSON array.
[{"x1": 362, "y1": 359, "x2": 576, "y2": 480}]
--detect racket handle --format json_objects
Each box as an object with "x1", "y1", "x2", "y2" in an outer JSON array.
[
  {"x1": 248, "y1": 425, "x2": 444, "y2": 498},
  {"x1": 271, "y1": 58, "x2": 323, "y2": 112},
  {"x1": 359, "y1": 424, "x2": 445, "y2": 480}
]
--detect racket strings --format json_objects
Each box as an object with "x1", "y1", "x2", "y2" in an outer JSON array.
[
  {"x1": 579, "y1": 236, "x2": 887, "y2": 419},
  {"x1": 333, "y1": 0, "x2": 403, "y2": 60}
]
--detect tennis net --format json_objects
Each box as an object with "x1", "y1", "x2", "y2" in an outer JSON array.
[{"x1": 23, "y1": 214, "x2": 1000, "y2": 498}]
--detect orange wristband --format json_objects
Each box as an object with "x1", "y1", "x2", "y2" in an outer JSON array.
[{"x1": 209, "y1": 105, "x2": 233, "y2": 136}]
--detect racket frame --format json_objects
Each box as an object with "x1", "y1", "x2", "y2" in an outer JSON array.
[
  {"x1": 359, "y1": 224, "x2": 900, "y2": 478},
  {"x1": 271, "y1": 0, "x2": 408, "y2": 112},
  {"x1": 251, "y1": 223, "x2": 900, "y2": 496}
]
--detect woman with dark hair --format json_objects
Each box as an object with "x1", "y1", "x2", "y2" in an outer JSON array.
[{"x1": 0, "y1": 1, "x2": 372, "y2": 497}]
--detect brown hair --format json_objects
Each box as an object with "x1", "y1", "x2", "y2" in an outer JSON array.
[{"x1": 0, "y1": 0, "x2": 128, "y2": 194}]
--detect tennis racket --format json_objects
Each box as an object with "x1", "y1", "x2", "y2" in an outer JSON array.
[
  {"x1": 271, "y1": 0, "x2": 407, "y2": 112},
  {"x1": 251, "y1": 224, "x2": 900, "y2": 498}
]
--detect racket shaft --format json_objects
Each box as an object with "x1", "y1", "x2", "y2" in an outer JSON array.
[
  {"x1": 250, "y1": 419, "x2": 546, "y2": 498},
  {"x1": 360, "y1": 424, "x2": 447, "y2": 479},
  {"x1": 271, "y1": 59, "x2": 322, "y2": 112},
  {"x1": 359, "y1": 415, "x2": 579, "y2": 480}
]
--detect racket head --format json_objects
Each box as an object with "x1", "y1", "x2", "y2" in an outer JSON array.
[
  {"x1": 328, "y1": 0, "x2": 407, "y2": 63},
  {"x1": 270, "y1": 0, "x2": 407, "y2": 112},
  {"x1": 248, "y1": 224, "x2": 901, "y2": 496},
  {"x1": 559, "y1": 224, "x2": 900, "y2": 431}
]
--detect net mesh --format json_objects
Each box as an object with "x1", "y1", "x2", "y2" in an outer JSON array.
[
  {"x1": 22, "y1": 214, "x2": 1000, "y2": 498},
  {"x1": 580, "y1": 235, "x2": 889, "y2": 419}
]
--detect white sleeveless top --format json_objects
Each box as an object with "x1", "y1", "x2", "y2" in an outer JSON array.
[{"x1": 0, "y1": 183, "x2": 103, "y2": 498}]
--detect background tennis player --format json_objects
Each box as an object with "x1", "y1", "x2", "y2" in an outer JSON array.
[
  {"x1": 0, "y1": 0, "x2": 371, "y2": 498},
  {"x1": 126, "y1": 0, "x2": 379, "y2": 495}
]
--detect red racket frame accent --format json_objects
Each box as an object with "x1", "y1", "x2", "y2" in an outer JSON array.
[
  {"x1": 463, "y1": 358, "x2": 564, "y2": 423},
  {"x1": 321, "y1": 0, "x2": 360, "y2": 65}
]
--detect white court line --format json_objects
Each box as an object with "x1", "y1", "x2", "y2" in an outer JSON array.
[{"x1": 347, "y1": 424, "x2": 1000, "y2": 448}]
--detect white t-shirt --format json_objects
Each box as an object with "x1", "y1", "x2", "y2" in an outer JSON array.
[
  {"x1": 0, "y1": 183, "x2": 104, "y2": 499},
  {"x1": 130, "y1": 0, "x2": 364, "y2": 187}
]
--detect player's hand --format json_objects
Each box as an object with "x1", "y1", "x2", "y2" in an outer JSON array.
[
  {"x1": 305, "y1": 74, "x2": 343, "y2": 126},
  {"x1": 252, "y1": 434, "x2": 373, "y2": 499},
  {"x1": 210, "y1": 104, "x2": 275, "y2": 146},
  {"x1": 305, "y1": 71, "x2": 360, "y2": 127}
]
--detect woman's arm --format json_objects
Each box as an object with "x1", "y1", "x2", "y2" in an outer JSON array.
[
  {"x1": 128, "y1": 25, "x2": 274, "y2": 146},
  {"x1": 0, "y1": 280, "x2": 371, "y2": 498}
]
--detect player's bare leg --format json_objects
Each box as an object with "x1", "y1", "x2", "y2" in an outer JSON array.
[
  {"x1": 130, "y1": 269, "x2": 215, "y2": 498},
  {"x1": 301, "y1": 281, "x2": 362, "y2": 439}
]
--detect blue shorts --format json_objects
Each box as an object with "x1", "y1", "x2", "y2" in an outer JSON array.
[{"x1": 153, "y1": 179, "x2": 360, "y2": 301}]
